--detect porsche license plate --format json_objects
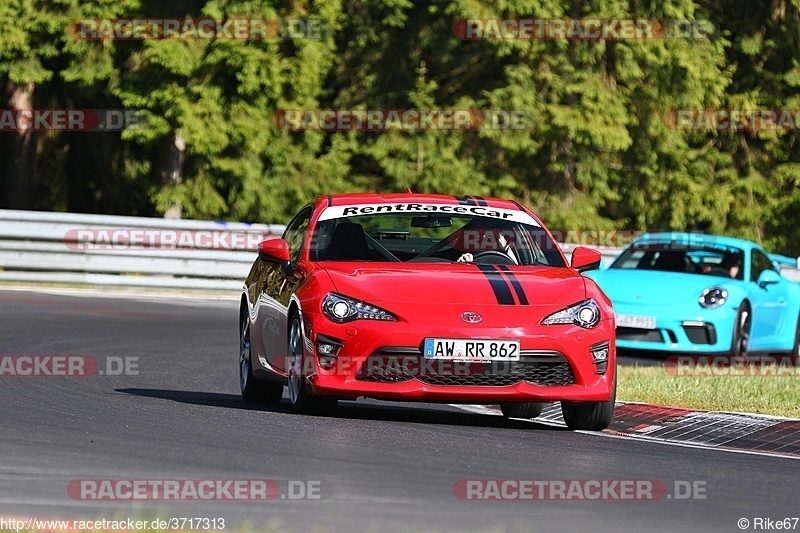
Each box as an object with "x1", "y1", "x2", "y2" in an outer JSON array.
[
  {"x1": 615, "y1": 314, "x2": 656, "y2": 330},
  {"x1": 423, "y1": 338, "x2": 520, "y2": 361}
]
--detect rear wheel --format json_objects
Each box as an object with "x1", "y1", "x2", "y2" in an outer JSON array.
[
  {"x1": 731, "y1": 302, "x2": 751, "y2": 357},
  {"x1": 561, "y1": 381, "x2": 616, "y2": 431},
  {"x1": 791, "y1": 313, "x2": 800, "y2": 360},
  {"x1": 239, "y1": 317, "x2": 283, "y2": 404},
  {"x1": 500, "y1": 402, "x2": 544, "y2": 419},
  {"x1": 287, "y1": 315, "x2": 338, "y2": 414}
]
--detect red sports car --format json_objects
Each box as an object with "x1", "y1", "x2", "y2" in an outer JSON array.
[{"x1": 239, "y1": 193, "x2": 616, "y2": 430}]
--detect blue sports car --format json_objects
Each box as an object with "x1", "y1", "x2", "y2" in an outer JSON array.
[{"x1": 587, "y1": 233, "x2": 800, "y2": 356}]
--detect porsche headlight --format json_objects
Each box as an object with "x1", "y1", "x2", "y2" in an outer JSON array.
[
  {"x1": 699, "y1": 287, "x2": 727, "y2": 309},
  {"x1": 322, "y1": 293, "x2": 397, "y2": 323},
  {"x1": 541, "y1": 299, "x2": 601, "y2": 328}
]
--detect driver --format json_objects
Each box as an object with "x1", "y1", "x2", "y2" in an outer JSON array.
[
  {"x1": 720, "y1": 250, "x2": 743, "y2": 279},
  {"x1": 457, "y1": 232, "x2": 517, "y2": 264}
]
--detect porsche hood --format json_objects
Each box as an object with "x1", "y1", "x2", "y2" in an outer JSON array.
[{"x1": 588, "y1": 268, "x2": 733, "y2": 308}]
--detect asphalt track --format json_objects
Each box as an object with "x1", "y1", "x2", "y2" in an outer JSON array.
[{"x1": 0, "y1": 289, "x2": 797, "y2": 532}]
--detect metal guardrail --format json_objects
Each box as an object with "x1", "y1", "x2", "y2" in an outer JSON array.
[
  {"x1": 0, "y1": 209, "x2": 283, "y2": 291},
  {"x1": 0, "y1": 209, "x2": 797, "y2": 290}
]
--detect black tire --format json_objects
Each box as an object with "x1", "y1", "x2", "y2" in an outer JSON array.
[
  {"x1": 287, "y1": 314, "x2": 338, "y2": 415},
  {"x1": 791, "y1": 313, "x2": 800, "y2": 361},
  {"x1": 239, "y1": 317, "x2": 283, "y2": 404},
  {"x1": 561, "y1": 380, "x2": 616, "y2": 431},
  {"x1": 500, "y1": 402, "x2": 544, "y2": 419},
  {"x1": 731, "y1": 301, "x2": 751, "y2": 357}
]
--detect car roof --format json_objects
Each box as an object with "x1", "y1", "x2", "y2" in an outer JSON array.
[
  {"x1": 317, "y1": 192, "x2": 525, "y2": 211},
  {"x1": 634, "y1": 232, "x2": 758, "y2": 251}
]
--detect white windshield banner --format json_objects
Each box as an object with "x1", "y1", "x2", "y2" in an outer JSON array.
[{"x1": 318, "y1": 203, "x2": 540, "y2": 226}]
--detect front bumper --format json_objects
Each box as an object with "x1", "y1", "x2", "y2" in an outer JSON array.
[
  {"x1": 301, "y1": 312, "x2": 615, "y2": 402},
  {"x1": 614, "y1": 302, "x2": 736, "y2": 353}
]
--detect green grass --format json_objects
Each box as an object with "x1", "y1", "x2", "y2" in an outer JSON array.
[{"x1": 618, "y1": 364, "x2": 800, "y2": 418}]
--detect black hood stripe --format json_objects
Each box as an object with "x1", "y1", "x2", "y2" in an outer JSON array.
[
  {"x1": 476, "y1": 264, "x2": 515, "y2": 305},
  {"x1": 496, "y1": 265, "x2": 529, "y2": 305},
  {"x1": 454, "y1": 195, "x2": 477, "y2": 206}
]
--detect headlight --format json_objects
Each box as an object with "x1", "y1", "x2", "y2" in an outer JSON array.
[
  {"x1": 699, "y1": 287, "x2": 727, "y2": 309},
  {"x1": 322, "y1": 293, "x2": 397, "y2": 323},
  {"x1": 541, "y1": 299, "x2": 601, "y2": 328}
]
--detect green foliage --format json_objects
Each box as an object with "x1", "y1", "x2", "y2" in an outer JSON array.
[{"x1": 1, "y1": 0, "x2": 799, "y2": 254}]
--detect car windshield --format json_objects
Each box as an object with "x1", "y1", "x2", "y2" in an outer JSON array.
[
  {"x1": 610, "y1": 242, "x2": 745, "y2": 280},
  {"x1": 310, "y1": 210, "x2": 565, "y2": 267}
]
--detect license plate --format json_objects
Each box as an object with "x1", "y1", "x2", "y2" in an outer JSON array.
[
  {"x1": 423, "y1": 338, "x2": 520, "y2": 362},
  {"x1": 616, "y1": 314, "x2": 657, "y2": 330}
]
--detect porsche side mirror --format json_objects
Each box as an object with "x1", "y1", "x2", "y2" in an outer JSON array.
[
  {"x1": 571, "y1": 247, "x2": 602, "y2": 272},
  {"x1": 757, "y1": 270, "x2": 780, "y2": 289},
  {"x1": 257, "y1": 238, "x2": 291, "y2": 264}
]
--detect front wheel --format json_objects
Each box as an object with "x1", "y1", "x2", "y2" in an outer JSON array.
[
  {"x1": 500, "y1": 402, "x2": 544, "y2": 419},
  {"x1": 791, "y1": 313, "x2": 800, "y2": 361},
  {"x1": 561, "y1": 381, "x2": 616, "y2": 431},
  {"x1": 240, "y1": 318, "x2": 283, "y2": 404},
  {"x1": 287, "y1": 315, "x2": 338, "y2": 415},
  {"x1": 731, "y1": 302, "x2": 751, "y2": 357}
]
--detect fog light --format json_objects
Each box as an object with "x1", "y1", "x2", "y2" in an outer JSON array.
[
  {"x1": 592, "y1": 347, "x2": 609, "y2": 362},
  {"x1": 315, "y1": 335, "x2": 343, "y2": 371},
  {"x1": 589, "y1": 341, "x2": 610, "y2": 375},
  {"x1": 318, "y1": 343, "x2": 336, "y2": 355}
]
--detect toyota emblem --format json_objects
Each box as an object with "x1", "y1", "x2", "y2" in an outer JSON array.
[{"x1": 460, "y1": 312, "x2": 483, "y2": 324}]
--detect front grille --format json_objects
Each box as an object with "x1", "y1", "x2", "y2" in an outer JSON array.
[
  {"x1": 417, "y1": 361, "x2": 575, "y2": 387},
  {"x1": 617, "y1": 327, "x2": 664, "y2": 343},
  {"x1": 355, "y1": 348, "x2": 575, "y2": 387}
]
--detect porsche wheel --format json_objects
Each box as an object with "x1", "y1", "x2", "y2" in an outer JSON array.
[
  {"x1": 239, "y1": 317, "x2": 283, "y2": 404},
  {"x1": 287, "y1": 314, "x2": 337, "y2": 414},
  {"x1": 500, "y1": 402, "x2": 544, "y2": 419},
  {"x1": 731, "y1": 302, "x2": 751, "y2": 357},
  {"x1": 561, "y1": 381, "x2": 616, "y2": 431}
]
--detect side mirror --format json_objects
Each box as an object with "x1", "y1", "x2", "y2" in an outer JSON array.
[
  {"x1": 757, "y1": 270, "x2": 780, "y2": 289},
  {"x1": 571, "y1": 247, "x2": 602, "y2": 272},
  {"x1": 257, "y1": 238, "x2": 291, "y2": 264},
  {"x1": 771, "y1": 260, "x2": 782, "y2": 273}
]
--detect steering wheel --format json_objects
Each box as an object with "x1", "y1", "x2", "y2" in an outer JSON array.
[{"x1": 472, "y1": 251, "x2": 518, "y2": 265}]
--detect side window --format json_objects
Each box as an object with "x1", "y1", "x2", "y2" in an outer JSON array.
[
  {"x1": 282, "y1": 207, "x2": 312, "y2": 263},
  {"x1": 750, "y1": 249, "x2": 773, "y2": 282}
]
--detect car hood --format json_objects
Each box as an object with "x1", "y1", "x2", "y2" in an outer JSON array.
[
  {"x1": 587, "y1": 268, "x2": 735, "y2": 307},
  {"x1": 319, "y1": 262, "x2": 586, "y2": 307}
]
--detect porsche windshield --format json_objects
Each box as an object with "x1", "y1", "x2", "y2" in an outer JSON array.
[
  {"x1": 310, "y1": 212, "x2": 565, "y2": 266},
  {"x1": 610, "y1": 243, "x2": 745, "y2": 280}
]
